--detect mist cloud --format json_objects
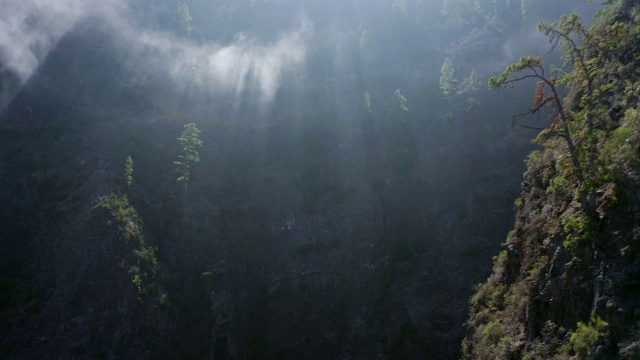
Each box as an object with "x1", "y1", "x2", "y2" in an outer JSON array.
[
  {"x1": 131, "y1": 19, "x2": 311, "y2": 103},
  {"x1": 0, "y1": 0, "x2": 310, "y2": 102},
  {"x1": 0, "y1": 0, "x2": 126, "y2": 80}
]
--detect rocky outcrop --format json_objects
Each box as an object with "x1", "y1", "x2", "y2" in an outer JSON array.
[{"x1": 463, "y1": 1, "x2": 640, "y2": 358}]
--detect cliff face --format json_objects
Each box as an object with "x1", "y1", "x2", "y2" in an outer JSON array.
[
  {"x1": 463, "y1": 1, "x2": 640, "y2": 359},
  {"x1": 0, "y1": 2, "x2": 615, "y2": 359},
  {"x1": 0, "y1": 11, "x2": 530, "y2": 360}
]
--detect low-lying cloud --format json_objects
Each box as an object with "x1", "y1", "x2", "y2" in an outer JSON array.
[
  {"x1": 0, "y1": 0, "x2": 310, "y2": 102},
  {"x1": 131, "y1": 19, "x2": 310, "y2": 103}
]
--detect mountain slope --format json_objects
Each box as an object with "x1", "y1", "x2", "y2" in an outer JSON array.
[
  {"x1": 0, "y1": 2, "x2": 608, "y2": 359},
  {"x1": 462, "y1": 1, "x2": 640, "y2": 358}
]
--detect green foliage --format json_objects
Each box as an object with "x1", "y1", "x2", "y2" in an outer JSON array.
[
  {"x1": 488, "y1": 12, "x2": 622, "y2": 214},
  {"x1": 393, "y1": 89, "x2": 409, "y2": 112},
  {"x1": 560, "y1": 315, "x2": 608, "y2": 356},
  {"x1": 602, "y1": 109, "x2": 640, "y2": 174},
  {"x1": 124, "y1": 155, "x2": 133, "y2": 187},
  {"x1": 99, "y1": 195, "x2": 143, "y2": 243},
  {"x1": 548, "y1": 175, "x2": 570, "y2": 195},
  {"x1": 440, "y1": 58, "x2": 458, "y2": 98},
  {"x1": 177, "y1": 2, "x2": 193, "y2": 36},
  {"x1": 469, "y1": 251, "x2": 508, "y2": 313},
  {"x1": 458, "y1": 68, "x2": 482, "y2": 110},
  {"x1": 480, "y1": 319, "x2": 504, "y2": 344},
  {"x1": 561, "y1": 213, "x2": 595, "y2": 249},
  {"x1": 538, "y1": 14, "x2": 588, "y2": 66},
  {"x1": 466, "y1": 68, "x2": 481, "y2": 92},
  {"x1": 466, "y1": 97, "x2": 479, "y2": 111},
  {"x1": 174, "y1": 122, "x2": 203, "y2": 190},
  {"x1": 363, "y1": 91, "x2": 372, "y2": 113},
  {"x1": 488, "y1": 56, "x2": 543, "y2": 90},
  {"x1": 524, "y1": 150, "x2": 542, "y2": 168},
  {"x1": 467, "y1": 3, "x2": 640, "y2": 359},
  {"x1": 97, "y1": 195, "x2": 165, "y2": 305}
]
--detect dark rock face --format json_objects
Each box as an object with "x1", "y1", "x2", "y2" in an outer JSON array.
[
  {"x1": 463, "y1": 1, "x2": 640, "y2": 358},
  {"x1": 1, "y1": 2, "x2": 604, "y2": 359},
  {"x1": 0, "y1": 24, "x2": 522, "y2": 360}
]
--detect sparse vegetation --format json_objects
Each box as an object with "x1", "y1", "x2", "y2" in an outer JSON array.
[
  {"x1": 464, "y1": 1, "x2": 640, "y2": 358},
  {"x1": 559, "y1": 315, "x2": 608, "y2": 356},
  {"x1": 174, "y1": 122, "x2": 203, "y2": 191},
  {"x1": 440, "y1": 58, "x2": 458, "y2": 99},
  {"x1": 124, "y1": 155, "x2": 134, "y2": 187},
  {"x1": 2, "y1": 0, "x2": 639, "y2": 359},
  {"x1": 97, "y1": 194, "x2": 165, "y2": 306}
]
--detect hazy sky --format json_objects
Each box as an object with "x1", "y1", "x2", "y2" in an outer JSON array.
[{"x1": 0, "y1": 0, "x2": 310, "y2": 102}]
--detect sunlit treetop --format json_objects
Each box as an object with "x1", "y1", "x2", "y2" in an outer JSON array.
[
  {"x1": 363, "y1": 91, "x2": 372, "y2": 113},
  {"x1": 177, "y1": 2, "x2": 193, "y2": 36},
  {"x1": 393, "y1": 89, "x2": 409, "y2": 112},
  {"x1": 488, "y1": 56, "x2": 544, "y2": 90},
  {"x1": 440, "y1": 58, "x2": 458, "y2": 98}
]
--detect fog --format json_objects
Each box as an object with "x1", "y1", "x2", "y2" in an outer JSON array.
[
  {"x1": 0, "y1": 0, "x2": 126, "y2": 80},
  {"x1": 1, "y1": 0, "x2": 601, "y2": 107},
  {"x1": 0, "y1": 1, "x2": 609, "y2": 359},
  {"x1": 1, "y1": 0, "x2": 310, "y2": 102}
]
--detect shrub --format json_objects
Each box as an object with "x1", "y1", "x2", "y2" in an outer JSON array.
[
  {"x1": 560, "y1": 315, "x2": 608, "y2": 356},
  {"x1": 561, "y1": 213, "x2": 595, "y2": 249}
]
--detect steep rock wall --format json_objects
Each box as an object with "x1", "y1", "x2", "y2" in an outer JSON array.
[{"x1": 463, "y1": 1, "x2": 640, "y2": 358}]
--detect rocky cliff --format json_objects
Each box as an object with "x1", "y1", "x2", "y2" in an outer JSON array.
[
  {"x1": 463, "y1": 1, "x2": 640, "y2": 358},
  {"x1": 0, "y1": 1, "x2": 606, "y2": 359},
  {"x1": 0, "y1": 12, "x2": 528, "y2": 360}
]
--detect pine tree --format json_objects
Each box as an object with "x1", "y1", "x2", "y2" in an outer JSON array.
[
  {"x1": 466, "y1": 68, "x2": 481, "y2": 92},
  {"x1": 124, "y1": 156, "x2": 134, "y2": 187},
  {"x1": 393, "y1": 89, "x2": 409, "y2": 112},
  {"x1": 177, "y1": 2, "x2": 193, "y2": 36},
  {"x1": 440, "y1": 58, "x2": 458, "y2": 99},
  {"x1": 174, "y1": 122, "x2": 203, "y2": 190}
]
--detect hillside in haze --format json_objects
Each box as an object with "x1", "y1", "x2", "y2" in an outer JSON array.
[{"x1": 2, "y1": 1, "x2": 635, "y2": 359}]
